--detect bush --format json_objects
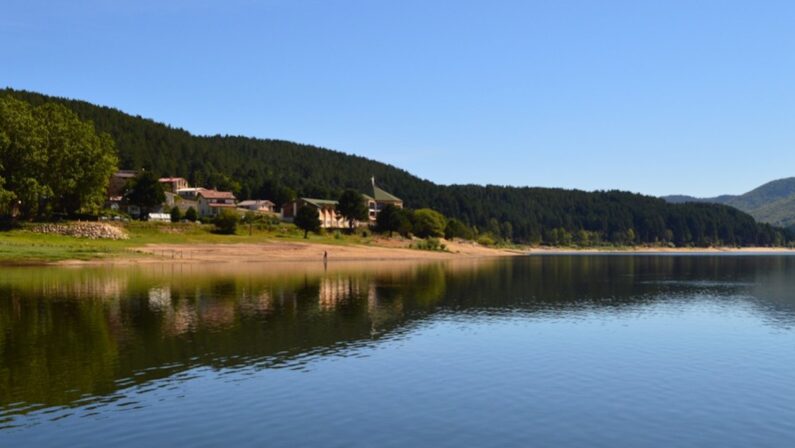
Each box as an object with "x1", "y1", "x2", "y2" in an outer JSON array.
[
  {"x1": 477, "y1": 234, "x2": 496, "y2": 246},
  {"x1": 184, "y1": 207, "x2": 198, "y2": 222},
  {"x1": 411, "y1": 208, "x2": 447, "y2": 238},
  {"x1": 412, "y1": 237, "x2": 447, "y2": 251},
  {"x1": 213, "y1": 208, "x2": 239, "y2": 234},
  {"x1": 445, "y1": 218, "x2": 474, "y2": 240},
  {"x1": 170, "y1": 206, "x2": 182, "y2": 223}
]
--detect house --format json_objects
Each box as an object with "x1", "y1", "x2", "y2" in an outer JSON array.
[
  {"x1": 176, "y1": 187, "x2": 203, "y2": 201},
  {"x1": 158, "y1": 177, "x2": 189, "y2": 193},
  {"x1": 282, "y1": 198, "x2": 347, "y2": 228},
  {"x1": 281, "y1": 179, "x2": 403, "y2": 229},
  {"x1": 238, "y1": 200, "x2": 276, "y2": 213},
  {"x1": 367, "y1": 178, "x2": 403, "y2": 223},
  {"x1": 108, "y1": 170, "x2": 138, "y2": 198},
  {"x1": 196, "y1": 188, "x2": 237, "y2": 218}
]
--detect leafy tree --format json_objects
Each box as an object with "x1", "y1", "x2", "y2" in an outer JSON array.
[
  {"x1": 336, "y1": 189, "x2": 368, "y2": 232},
  {"x1": 445, "y1": 218, "x2": 474, "y2": 240},
  {"x1": 213, "y1": 208, "x2": 239, "y2": 234},
  {"x1": 124, "y1": 171, "x2": 165, "y2": 218},
  {"x1": 170, "y1": 206, "x2": 182, "y2": 222},
  {"x1": 184, "y1": 206, "x2": 198, "y2": 222},
  {"x1": 0, "y1": 95, "x2": 117, "y2": 218},
  {"x1": 412, "y1": 208, "x2": 447, "y2": 238},
  {"x1": 376, "y1": 204, "x2": 410, "y2": 237},
  {"x1": 294, "y1": 205, "x2": 320, "y2": 238}
]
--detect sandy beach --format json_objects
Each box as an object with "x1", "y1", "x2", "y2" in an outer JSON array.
[{"x1": 51, "y1": 239, "x2": 795, "y2": 266}]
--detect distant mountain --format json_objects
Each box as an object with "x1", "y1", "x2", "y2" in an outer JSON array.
[{"x1": 663, "y1": 177, "x2": 795, "y2": 230}]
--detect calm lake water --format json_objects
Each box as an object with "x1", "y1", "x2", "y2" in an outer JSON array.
[{"x1": 1, "y1": 255, "x2": 795, "y2": 447}]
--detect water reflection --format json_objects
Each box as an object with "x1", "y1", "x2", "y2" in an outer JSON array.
[{"x1": 1, "y1": 255, "x2": 795, "y2": 429}]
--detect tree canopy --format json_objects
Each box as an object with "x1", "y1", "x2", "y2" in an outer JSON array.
[
  {"x1": 336, "y1": 189, "x2": 368, "y2": 231},
  {"x1": 124, "y1": 171, "x2": 165, "y2": 217},
  {"x1": 294, "y1": 205, "x2": 321, "y2": 238},
  {"x1": 0, "y1": 95, "x2": 117, "y2": 218}
]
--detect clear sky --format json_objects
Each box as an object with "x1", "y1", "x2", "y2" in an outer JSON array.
[{"x1": 3, "y1": 0, "x2": 794, "y2": 197}]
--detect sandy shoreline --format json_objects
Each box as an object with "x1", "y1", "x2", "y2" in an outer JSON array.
[{"x1": 47, "y1": 240, "x2": 795, "y2": 266}]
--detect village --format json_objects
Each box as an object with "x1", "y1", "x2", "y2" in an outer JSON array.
[{"x1": 106, "y1": 170, "x2": 404, "y2": 228}]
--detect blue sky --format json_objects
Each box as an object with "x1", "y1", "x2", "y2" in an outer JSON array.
[{"x1": 3, "y1": 0, "x2": 794, "y2": 197}]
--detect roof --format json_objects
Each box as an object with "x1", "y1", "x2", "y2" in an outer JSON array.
[
  {"x1": 208, "y1": 203, "x2": 237, "y2": 208},
  {"x1": 197, "y1": 188, "x2": 236, "y2": 200},
  {"x1": 159, "y1": 177, "x2": 187, "y2": 182},
  {"x1": 373, "y1": 185, "x2": 401, "y2": 202},
  {"x1": 302, "y1": 198, "x2": 338, "y2": 208},
  {"x1": 238, "y1": 199, "x2": 275, "y2": 207}
]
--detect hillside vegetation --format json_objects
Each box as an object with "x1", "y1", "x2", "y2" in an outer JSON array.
[{"x1": 2, "y1": 88, "x2": 791, "y2": 246}]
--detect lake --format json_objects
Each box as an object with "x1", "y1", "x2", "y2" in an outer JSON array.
[{"x1": 1, "y1": 255, "x2": 795, "y2": 447}]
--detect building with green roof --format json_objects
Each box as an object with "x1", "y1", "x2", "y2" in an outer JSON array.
[{"x1": 281, "y1": 178, "x2": 403, "y2": 228}]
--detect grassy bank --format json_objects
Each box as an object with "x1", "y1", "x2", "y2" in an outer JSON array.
[{"x1": 0, "y1": 221, "x2": 376, "y2": 263}]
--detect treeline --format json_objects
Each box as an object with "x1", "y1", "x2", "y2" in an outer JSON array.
[{"x1": 2, "y1": 88, "x2": 791, "y2": 246}]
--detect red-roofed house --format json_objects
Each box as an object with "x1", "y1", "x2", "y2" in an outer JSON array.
[{"x1": 196, "y1": 188, "x2": 237, "y2": 217}]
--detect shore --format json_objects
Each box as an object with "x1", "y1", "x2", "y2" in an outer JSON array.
[
  {"x1": 65, "y1": 239, "x2": 525, "y2": 265},
  {"x1": 56, "y1": 241, "x2": 795, "y2": 266}
]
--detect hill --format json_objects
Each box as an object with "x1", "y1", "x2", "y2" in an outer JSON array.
[
  {"x1": 663, "y1": 178, "x2": 795, "y2": 231},
  {"x1": 2, "y1": 88, "x2": 790, "y2": 246}
]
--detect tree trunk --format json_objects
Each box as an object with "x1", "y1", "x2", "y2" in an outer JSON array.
[{"x1": 304, "y1": 229, "x2": 308, "y2": 239}]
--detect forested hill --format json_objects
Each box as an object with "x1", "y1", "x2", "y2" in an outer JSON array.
[
  {"x1": 664, "y1": 178, "x2": 795, "y2": 231},
  {"x1": 2, "y1": 88, "x2": 790, "y2": 246}
]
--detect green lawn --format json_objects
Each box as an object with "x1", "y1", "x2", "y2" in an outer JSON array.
[{"x1": 0, "y1": 222, "x2": 375, "y2": 263}]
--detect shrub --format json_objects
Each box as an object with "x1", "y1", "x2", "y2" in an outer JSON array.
[
  {"x1": 445, "y1": 218, "x2": 474, "y2": 240},
  {"x1": 477, "y1": 234, "x2": 496, "y2": 246},
  {"x1": 170, "y1": 206, "x2": 182, "y2": 223},
  {"x1": 213, "y1": 208, "x2": 239, "y2": 234},
  {"x1": 412, "y1": 237, "x2": 447, "y2": 251},
  {"x1": 184, "y1": 207, "x2": 198, "y2": 222},
  {"x1": 411, "y1": 209, "x2": 447, "y2": 238}
]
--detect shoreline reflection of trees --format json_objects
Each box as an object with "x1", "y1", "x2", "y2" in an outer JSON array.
[{"x1": 1, "y1": 256, "x2": 795, "y2": 414}]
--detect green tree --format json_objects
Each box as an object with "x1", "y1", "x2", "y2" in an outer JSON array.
[
  {"x1": 445, "y1": 218, "x2": 474, "y2": 240},
  {"x1": 412, "y1": 208, "x2": 447, "y2": 238},
  {"x1": 336, "y1": 189, "x2": 368, "y2": 232},
  {"x1": 184, "y1": 206, "x2": 198, "y2": 222},
  {"x1": 124, "y1": 171, "x2": 165, "y2": 218},
  {"x1": 294, "y1": 205, "x2": 320, "y2": 238},
  {"x1": 170, "y1": 206, "x2": 182, "y2": 223},
  {"x1": 376, "y1": 204, "x2": 410, "y2": 237},
  {"x1": 213, "y1": 208, "x2": 239, "y2": 234},
  {"x1": 0, "y1": 96, "x2": 117, "y2": 218}
]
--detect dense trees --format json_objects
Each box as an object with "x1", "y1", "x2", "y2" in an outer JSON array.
[
  {"x1": 294, "y1": 205, "x2": 321, "y2": 238},
  {"x1": 0, "y1": 95, "x2": 117, "y2": 218},
  {"x1": 3, "y1": 89, "x2": 791, "y2": 246}
]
